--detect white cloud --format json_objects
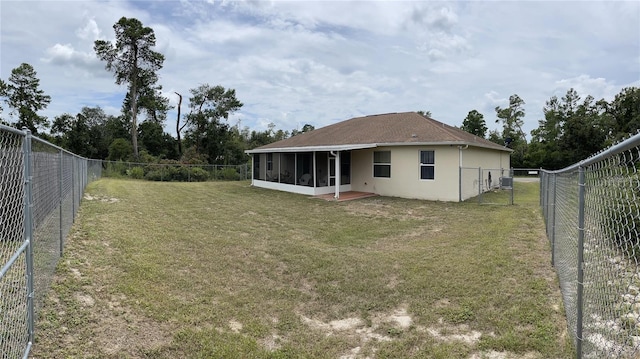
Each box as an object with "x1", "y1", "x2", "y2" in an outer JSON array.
[
  {"x1": 42, "y1": 43, "x2": 99, "y2": 68},
  {"x1": 554, "y1": 75, "x2": 621, "y2": 102},
  {"x1": 75, "y1": 18, "x2": 101, "y2": 40},
  {"x1": 0, "y1": 0, "x2": 638, "y2": 140}
]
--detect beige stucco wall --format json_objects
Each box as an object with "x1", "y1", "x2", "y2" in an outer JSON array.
[
  {"x1": 351, "y1": 145, "x2": 510, "y2": 202},
  {"x1": 351, "y1": 145, "x2": 460, "y2": 201}
]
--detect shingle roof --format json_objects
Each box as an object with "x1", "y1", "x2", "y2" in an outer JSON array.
[{"x1": 248, "y1": 112, "x2": 511, "y2": 153}]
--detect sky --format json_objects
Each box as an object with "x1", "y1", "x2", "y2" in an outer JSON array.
[{"x1": 1, "y1": 0, "x2": 639, "y2": 139}]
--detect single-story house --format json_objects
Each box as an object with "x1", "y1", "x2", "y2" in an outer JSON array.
[{"x1": 245, "y1": 112, "x2": 512, "y2": 202}]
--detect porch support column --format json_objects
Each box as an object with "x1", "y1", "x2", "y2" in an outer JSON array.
[
  {"x1": 251, "y1": 154, "x2": 255, "y2": 184},
  {"x1": 313, "y1": 152, "x2": 317, "y2": 188},
  {"x1": 334, "y1": 151, "x2": 341, "y2": 200}
]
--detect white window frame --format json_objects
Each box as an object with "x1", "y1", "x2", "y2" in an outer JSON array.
[{"x1": 373, "y1": 151, "x2": 391, "y2": 178}]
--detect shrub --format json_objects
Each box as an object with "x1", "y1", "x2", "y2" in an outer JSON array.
[
  {"x1": 145, "y1": 166, "x2": 178, "y2": 181},
  {"x1": 127, "y1": 166, "x2": 145, "y2": 179},
  {"x1": 190, "y1": 167, "x2": 209, "y2": 182},
  {"x1": 103, "y1": 161, "x2": 128, "y2": 178},
  {"x1": 144, "y1": 170, "x2": 164, "y2": 181},
  {"x1": 215, "y1": 167, "x2": 240, "y2": 181}
]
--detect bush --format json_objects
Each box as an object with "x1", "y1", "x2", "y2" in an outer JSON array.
[
  {"x1": 144, "y1": 170, "x2": 164, "y2": 181},
  {"x1": 145, "y1": 166, "x2": 178, "y2": 181},
  {"x1": 215, "y1": 167, "x2": 240, "y2": 181},
  {"x1": 103, "y1": 161, "x2": 128, "y2": 178},
  {"x1": 127, "y1": 166, "x2": 145, "y2": 179},
  {"x1": 190, "y1": 167, "x2": 209, "y2": 182}
]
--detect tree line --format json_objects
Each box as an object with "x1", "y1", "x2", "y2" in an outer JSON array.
[
  {"x1": 1, "y1": 16, "x2": 638, "y2": 170},
  {"x1": 458, "y1": 87, "x2": 640, "y2": 169}
]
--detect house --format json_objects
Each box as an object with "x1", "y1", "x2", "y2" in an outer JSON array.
[{"x1": 245, "y1": 112, "x2": 512, "y2": 202}]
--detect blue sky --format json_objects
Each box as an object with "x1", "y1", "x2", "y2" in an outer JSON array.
[{"x1": 1, "y1": 0, "x2": 638, "y2": 138}]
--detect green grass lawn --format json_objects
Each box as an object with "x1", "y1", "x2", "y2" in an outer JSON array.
[{"x1": 32, "y1": 179, "x2": 573, "y2": 358}]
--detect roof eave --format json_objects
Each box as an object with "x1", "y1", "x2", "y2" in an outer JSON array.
[
  {"x1": 245, "y1": 141, "x2": 512, "y2": 154},
  {"x1": 373, "y1": 141, "x2": 514, "y2": 152},
  {"x1": 245, "y1": 143, "x2": 378, "y2": 154}
]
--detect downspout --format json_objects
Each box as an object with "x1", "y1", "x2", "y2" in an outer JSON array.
[
  {"x1": 458, "y1": 145, "x2": 468, "y2": 202},
  {"x1": 330, "y1": 151, "x2": 340, "y2": 200}
]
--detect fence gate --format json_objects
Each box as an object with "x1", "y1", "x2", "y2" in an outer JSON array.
[{"x1": 460, "y1": 167, "x2": 513, "y2": 204}]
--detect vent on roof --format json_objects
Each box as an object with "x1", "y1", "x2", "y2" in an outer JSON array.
[{"x1": 411, "y1": 134, "x2": 417, "y2": 138}]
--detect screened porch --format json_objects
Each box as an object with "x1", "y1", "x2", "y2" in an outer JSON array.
[{"x1": 251, "y1": 151, "x2": 352, "y2": 196}]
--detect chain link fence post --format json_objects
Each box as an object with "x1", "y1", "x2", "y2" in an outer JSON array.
[
  {"x1": 71, "y1": 158, "x2": 75, "y2": 222},
  {"x1": 22, "y1": 128, "x2": 35, "y2": 349},
  {"x1": 551, "y1": 174, "x2": 557, "y2": 267},
  {"x1": 510, "y1": 168, "x2": 514, "y2": 205},
  {"x1": 59, "y1": 149, "x2": 64, "y2": 256},
  {"x1": 576, "y1": 166, "x2": 586, "y2": 359}
]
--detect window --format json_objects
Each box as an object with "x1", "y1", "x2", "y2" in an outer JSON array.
[
  {"x1": 267, "y1": 153, "x2": 273, "y2": 171},
  {"x1": 420, "y1": 150, "x2": 435, "y2": 180},
  {"x1": 373, "y1": 151, "x2": 391, "y2": 178}
]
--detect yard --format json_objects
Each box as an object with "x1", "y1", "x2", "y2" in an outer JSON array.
[{"x1": 32, "y1": 179, "x2": 573, "y2": 358}]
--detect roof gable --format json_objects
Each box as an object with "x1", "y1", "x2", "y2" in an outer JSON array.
[{"x1": 250, "y1": 112, "x2": 510, "y2": 152}]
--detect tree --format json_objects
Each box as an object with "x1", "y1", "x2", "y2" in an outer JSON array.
[
  {"x1": 0, "y1": 79, "x2": 7, "y2": 116},
  {"x1": 183, "y1": 84, "x2": 243, "y2": 163},
  {"x1": 122, "y1": 71, "x2": 171, "y2": 124},
  {"x1": 175, "y1": 92, "x2": 186, "y2": 155},
  {"x1": 559, "y1": 94, "x2": 607, "y2": 166},
  {"x1": 606, "y1": 87, "x2": 640, "y2": 144},
  {"x1": 1, "y1": 63, "x2": 51, "y2": 134},
  {"x1": 529, "y1": 95, "x2": 564, "y2": 169},
  {"x1": 495, "y1": 94, "x2": 526, "y2": 140},
  {"x1": 107, "y1": 138, "x2": 133, "y2": 161},
  {"x1": 291, "y1": 123, "x2": 315, "y2": 136},
  {"x1": 138, "y1": 120, "x2": 177, "y2": 159},
  {"x1": 94, "y1": 17, "x2": 165, "y2": 159},
  {"x1": 529, "y1": 88, "x2": 609, "y2": 169},
  {"x1": 416, "y1": 110, "x2": 433, "y2": 117},
  {"x1": 495, "y1": 94, "x2": 527, "y2": 167},
  {"x1": 461, "y1": 110, "x2": 487, "y2": 138}
]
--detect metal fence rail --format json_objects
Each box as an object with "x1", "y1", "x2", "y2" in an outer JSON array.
[
  {"x1": 0, "y1": 125, "x2": 100, "y2": 359},
  {"x1": 541, "y1": 134, "x2": 640, "y2": 358}
]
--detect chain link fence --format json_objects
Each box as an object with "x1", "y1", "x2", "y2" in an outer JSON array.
[
  {"x1": 100, "y1": 160, "x2": 251, "y2": 182},
  {"x1": 541, "y1": 135, "x2": 640, "y2": 358},
  {"x1": 460, "y1": 166, "x2": 513, "y2": 204},
  {"x1": 0, "y1": 125, "x2": 100, "y2": 359}
]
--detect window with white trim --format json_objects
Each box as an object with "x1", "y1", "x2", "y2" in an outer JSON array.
[
  {"x1": 373, "y1": 151, "x2": 391, "y2": 178},
  {"x1": 420, "y1": 150, "x2": 435, "y2": 180}
]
